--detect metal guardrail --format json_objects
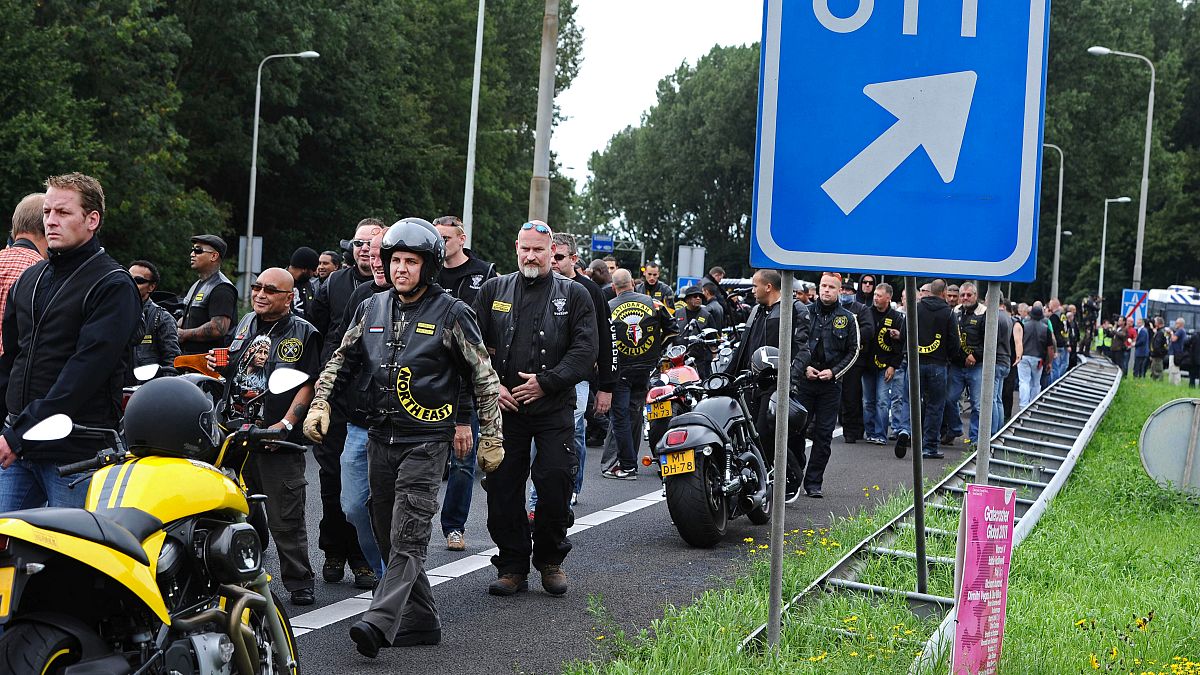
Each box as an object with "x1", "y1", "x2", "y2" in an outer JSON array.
[{"x1": 740, "y1": 359, "x2": 1122, "y2": 653}]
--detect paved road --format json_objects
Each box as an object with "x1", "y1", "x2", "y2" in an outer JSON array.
[{"x1": 261, "y1": 427, "x2": 969, "y2": 674}]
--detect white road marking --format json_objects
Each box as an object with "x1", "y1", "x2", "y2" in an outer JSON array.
[{"x1": 291, "y1": 425, "x2": 851, "y2": 636}]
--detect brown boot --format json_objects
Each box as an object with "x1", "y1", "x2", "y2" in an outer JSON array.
[
  {"x1": 538, "y1": 564, "x2": 568, "y2": 597},
  {"x1": 487, "y1": 573, "x2": 528, "y2": 596}
]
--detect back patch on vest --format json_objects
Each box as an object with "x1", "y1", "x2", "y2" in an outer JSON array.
[
  {"x1": 277, "y1": 337, "x2": 304, "y2": 363},
  {"x1": 395, "y1": 367, "x2": 453, "y2": 422}
]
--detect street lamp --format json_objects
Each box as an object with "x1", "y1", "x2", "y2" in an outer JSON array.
[
  {"x1": 244, "y1": 50, "x2": 320, "y2": 299},
  {"x1": 1099, "y1": 196, "x2": 1132, "y2": 308},
  {"x1": 462, "y1": 0, "x2": 486, "y2": 247},
  {"x1": 1088, "y1": 45, "x2": 1155, "y2": 291},
  {"x1": 1044, "y1": 143, "x2": 1065, "y2": 301}
]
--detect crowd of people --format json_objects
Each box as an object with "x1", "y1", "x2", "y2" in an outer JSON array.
[{"x1": 0, "y1": 172, "x2": 1195, "y2": 660}]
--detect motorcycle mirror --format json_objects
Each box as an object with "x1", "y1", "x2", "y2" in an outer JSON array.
[
  {"x1": 132, "y1": 364, "x2": 160, "y2": 382},
  {"x1": 24, "y1": 414, "x2": 74, "y2": 442},
  {"x1": 268, "y1": 368, "x2": 310, "y2": 394}
]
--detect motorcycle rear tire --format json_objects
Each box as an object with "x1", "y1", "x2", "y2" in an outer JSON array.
[
  {"x1": 0, "y1": 622, "x2": 81, "y2": 675},
  {"x1": 665, "y1": 453, "x2": 727, "y2": 547}
]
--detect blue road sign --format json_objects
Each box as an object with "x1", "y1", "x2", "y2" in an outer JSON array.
[
  {"x1": 751, "y1": 0, "x2": 1050, "y2": 280},
  {"x1": 676, "y1": 276, "x2": 703, "y2": 293},
  {"x1": 1121, "y1": 289, "x2": 1148, "y2": 322},
  {"x1": 591, "y1": 234, "x2": 615, "y2": 253}
]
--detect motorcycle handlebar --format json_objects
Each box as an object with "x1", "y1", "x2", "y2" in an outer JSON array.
[
  {"x1": 57, "y1": 455, "x2": 107, "y2": 477},
  {"x1": 247, "y1": 426, "x2": 288, "y2": 442}
]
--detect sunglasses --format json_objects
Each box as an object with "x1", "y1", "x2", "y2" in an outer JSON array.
[
  {"x1": 350, "y1": 239, "x2": 371, "y2": 248},
  {"x1": 250, "y1": 283, "x2": 291, "y2": 295},
  {"x1": 553, "y1": 253, "x2": 573, "y2": 261},
  {"x1": 521, "y1": 222, "x2": 551, "y2": 234},
  {"x1": 191, "y1": 246, "x2": 216, "y2": 255},
  {"x1": 132, "y1": 276, "x2": 153, "y2": 286}
]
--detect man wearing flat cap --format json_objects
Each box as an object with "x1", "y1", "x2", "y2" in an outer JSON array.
[
  {"x1": 675, "y1": 286, "x2": 714, "y2": 377},
  {"x1": 178, "y1": 234, "x2": 238, "y2": 355}
]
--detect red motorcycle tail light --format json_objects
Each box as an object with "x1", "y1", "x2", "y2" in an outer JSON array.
[
  {"x1": 666, "y1": 430, "x2": 688, "y2": 446},
  {"x1": 646, "y1": 386, "x2": 673, "y2": 402}
]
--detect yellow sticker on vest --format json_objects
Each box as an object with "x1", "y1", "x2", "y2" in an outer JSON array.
[
  {"x1": 395, "y1": 367, "x2": 453, "y2": 422},
  {"x1": 277, "y1": 337, "x2": 304, "y2": 363},
  {"x1": 833, "y1": 315, "x2": 848, "y2": 329},
  {"x1": 492, "y1": 301, "x2": 511, "y2": 313},
  {"x1": 415, "y1": 322, "x2": 436, "y2": 336}
]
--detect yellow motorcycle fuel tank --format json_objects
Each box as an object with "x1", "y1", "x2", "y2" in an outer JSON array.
[{"x1": 86, "y1": 456, "x2": 249, "y2": 520}]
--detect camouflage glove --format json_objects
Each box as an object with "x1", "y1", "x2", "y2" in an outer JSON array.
[
  {"x1": 477, "y1": 436, "x2": 505, "y2": 473},
  {"x1": 303, "y1": 399, "x2": 331, "y2": 444}
]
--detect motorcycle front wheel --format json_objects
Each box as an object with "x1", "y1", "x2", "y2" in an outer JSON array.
[
  {"x1": 0, "y1": 622, "x2": 81, "y2": 674},
  {"x1": 665, "y1": 452, "x2": 728, "y2": 547},
  {"x1": 249, "y1": 590, "x2": 302, "y2": 674}
]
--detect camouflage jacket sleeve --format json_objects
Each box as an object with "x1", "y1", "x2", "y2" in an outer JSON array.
[
  {"x1": 446, "y1": 306, "x2": 502, "y2": 439},
  {"x1": 314, "y1": 308, "x2": 365, "y2": 404}
]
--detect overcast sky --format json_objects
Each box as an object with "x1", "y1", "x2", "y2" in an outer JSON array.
[{"x1": 552, "y1": 1, "x2": 763, "y2": 188}]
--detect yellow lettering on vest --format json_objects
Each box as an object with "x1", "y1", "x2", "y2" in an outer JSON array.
[{"x1": 395, "y1": 367, "x2": 453, "y2": 423}]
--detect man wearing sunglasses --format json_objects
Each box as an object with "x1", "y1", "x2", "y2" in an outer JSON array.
[
  {"x1": 215, "y1": 267, "x2": 321, "y2": 605},
  {"x1": 178, "y1": 234, "x2": 237, "y2": 356},
  {"x1": 128, "y1": 259, "x2": 180, "y2": 379},
  {"x1": 474, "y1": 220, "x2": 598, "y2": 598},
  {"x1": 305, "y1": 217, "x2": 384, "y2": 589}
]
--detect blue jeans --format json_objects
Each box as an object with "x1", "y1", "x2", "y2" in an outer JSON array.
[
  {"x1": 865, "y1": 368, "x2": 908, "y2": 438},
  {"x1": 1017, "y1": 355, "x2": 1043, "y2": 409},
  {"x1": 888, "y1": 365, "x2": 910, "y2": 436},
  {"x1": 528, "y1": 379, "x2": 589, "y2": 510},
  {"x1": 1051, "y1": 349, "x2": 1069, "y2": 382},
  {"x1": 441, "y1": 415, "x2": 479, "y2": 537},
  {"x1": 341, "y1": 423, "x2": 385, "y2": 577},
  {"x1": 918, "y1": 363, "x2": 948, "y2": 454},
  {"x1": 612, "y1": 370, "x2": 649, "y2": 471},
  {"x1": 991, "y1": 362, "x2": 1011, "y2": 436},
  {"x1": 0, "y1": 458, "x2": 92, "y2": 511},
  {"x1": 945, "y1": 364, "x2": 983, "y2": 443}
]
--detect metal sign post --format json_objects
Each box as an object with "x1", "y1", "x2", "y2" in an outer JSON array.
[
  {"x1": 767, "y1": 270, "x2": 794, "y2": 648},
  {"x1": 976, "y1": 283, "x2": 1002, "y2": 485},
  {"x1": 903, "y1": 277, "x2": 929, "y2": 593}
]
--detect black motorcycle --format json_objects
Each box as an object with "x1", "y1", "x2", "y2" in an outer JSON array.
[{"x1": 652, "y1": 366, "x2": 774, "y2": 548}]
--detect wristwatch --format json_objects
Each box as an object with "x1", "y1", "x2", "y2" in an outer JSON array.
[{"x1": 280, "y1": 418, "x2": 294, "y2": 432}]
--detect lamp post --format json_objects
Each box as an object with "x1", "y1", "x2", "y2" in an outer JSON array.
[
  {"x1": 1099, "y1": 196, "x2": 1132, "y2": 306},
  {"x1": 1088, "y1": 46, "x2": 1155, "y2": 291},
  {"x1": 245, "y1": 50, "x2": 320, "y2": 299},
  {"x1": 462, "y1": 0, "x2": 486, "y2": 247},
  {"x1": 528, "y1": 0, "x2": 559, "y2": 222},
  {"x1": 1044, "y1": 143, "x2": 1065, "y2": 301}
]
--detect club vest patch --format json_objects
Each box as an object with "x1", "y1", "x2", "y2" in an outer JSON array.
[
  {"x1": 395, "y1": 367, "x2": 453, "y2": 422},
  {"x1": 277, "y1": 337, "x2": 304, "y2": 363}
]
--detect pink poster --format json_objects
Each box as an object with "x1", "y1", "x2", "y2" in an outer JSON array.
[{"x1": 951, "y1": 484, "x2": 1016, "y2": 675}]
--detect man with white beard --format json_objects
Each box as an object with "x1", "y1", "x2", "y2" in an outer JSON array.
[{"x1": 472, "y1": 221, "x2": 598, "y2": 598}]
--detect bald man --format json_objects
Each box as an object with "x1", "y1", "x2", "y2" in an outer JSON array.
[{"x1": 211, "y1": 266, "x2": 323, "y2": 605}]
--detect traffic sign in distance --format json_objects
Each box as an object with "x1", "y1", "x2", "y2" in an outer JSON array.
[
  {"x1": 591, "y1": 234, "x2": 615, "y2": 253},
  {"x1": 752, "y1": 0, "x2": 1050, "y2": 280},
  {"x1": 1121, "y1": 288, "x2": 1148, "y2": 323}
]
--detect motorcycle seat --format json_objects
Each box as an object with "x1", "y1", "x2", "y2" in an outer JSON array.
[
  {"x1": 0, "y1": 507, "x2": 160, "y2": 566},
  {"x1": 670, "y1": 412, "x2": 732, "y2": 446}
]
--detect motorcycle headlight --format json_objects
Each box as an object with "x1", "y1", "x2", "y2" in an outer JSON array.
[{"x1": 204, "y1": 523, "x2": 262, "y2": 584}]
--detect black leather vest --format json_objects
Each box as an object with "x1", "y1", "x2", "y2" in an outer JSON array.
[
  {"x1": 181, "y1": 271, "x2": 236, "y2": 327},
  {"x1": 609, "y1": 292, "x2": 666, "y2": 368},
  {"x1": 355, "y1": 289, "x2": 466, "y2": 432},
  {"x1": 6, "y1": 250, "x2": 130, "y2": 426},
  {"x1": 484, "y1": 273, "x2": 578, "y2": 384},
  {"x1": 228, "y1": 312, "x2": 318, "y2": 387},
  {"x1": 958, "y1": 305, "x2": 987, "y2": 358}
]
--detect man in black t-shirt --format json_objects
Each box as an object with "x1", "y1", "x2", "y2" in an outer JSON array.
[
  {"x1": 178, "y1": 234, "x2": 237, "y2": 355},
  {"x1": 210, "y1": 267, "x2": 321, "y2": 606}
]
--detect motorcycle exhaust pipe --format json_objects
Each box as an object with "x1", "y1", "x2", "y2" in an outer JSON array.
[
  {"x1": 221, "y1": 584, "x2": 268, "y2": 675},
  {"x1": 737, "y1": 450, "x2": 769, "y2": 512}
]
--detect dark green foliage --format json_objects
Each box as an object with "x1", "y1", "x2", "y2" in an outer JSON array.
[{"x1": 0, "y1": 0, "x2": 581, "y2": 293}]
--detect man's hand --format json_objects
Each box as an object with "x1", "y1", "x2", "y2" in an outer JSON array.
[
  {"x1": 0, "y1": 435, "x2": 16, "y2": 470},
  {"x1": 478, "y1": 435, "x2": 505, "y2": 473},
  {"x1": 498, "y1": 385, "x2": 519, "y2": 412},
  {"x1": 453, "y1": 424, "x2": 473, "y2": 460},
  {"x1": 512, "y1": 372, "x2": 546, "y2": 404},
  {"x1": 965, "y1": 354, "x2": 977, "y2": 367},
  {"x1": 594, "y1": 391, "x2": 612, "y2": 415},
  {"x1": 806, "y1": 366, "x2": 820, "y2": 380},
  {"x1": 303, "y1": 399, "x2": 331, "y2": 443},
  {"x1": 204, "y1": 349, "x2": 218, "y2": 371},
  {"x1": 888, "y1": 328, "x2": 901, "y2": 341},
  {"x1": 884, "y1": 366, "x2": 895, "y2": 383},
  {"x1": 818, "y1": 368, "x2": 834, "y2": 381}
]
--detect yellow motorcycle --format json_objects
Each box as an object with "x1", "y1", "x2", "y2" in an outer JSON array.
[{"x1": 0, "y1": 366, "x2": 309, "y2": 674}]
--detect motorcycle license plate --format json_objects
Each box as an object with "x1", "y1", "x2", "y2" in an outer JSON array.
[
  {"x1": 660, "y1": 449, "x2": 695, "y2": 477},
  {"x1": 0, "y1": 566, "x2": 13, "y2": 619},
  {"x1": 647, "y1": 401, "x2": 672, "y2": 420}
]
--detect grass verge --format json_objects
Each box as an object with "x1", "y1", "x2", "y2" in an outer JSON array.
[{"x1": 567, "y1": 378, "x2": 1200, "y2": 674}]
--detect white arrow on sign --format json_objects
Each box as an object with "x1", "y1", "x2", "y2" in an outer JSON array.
[{"x1": 821, "y1": 70, "x2": 978, "y2": 216}]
